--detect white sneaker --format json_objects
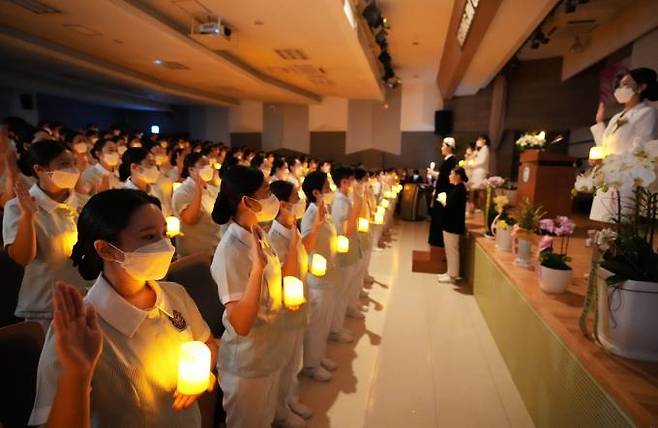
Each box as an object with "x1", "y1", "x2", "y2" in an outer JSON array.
[
  {"x1": 321, "y1": 357, "x2": 337, "y2": 371},
  {"x1": 364, "y1": 274, "x2": 375, "y2": 284},
  {"x1": 346, "y1": 305, "x2": 366, "y2": 319},
  {"x1": 289, "y1": 401, "x2": 313, "y2": 420},
  {"x1": 275, "y1": 412, "x2": 307, "y2": 428},
  {"x1": 302, "y1": 366, "x2": 332, "y2": 382},
  {"x1": 329, "y1": 329, "x2": 354, "y2": 343},
  {"x1": 436, "y1": 273, "x2": 454, "y2": 284},
  {"x1": 359, "y1": 288, "x2": 370, "y2": 298}
]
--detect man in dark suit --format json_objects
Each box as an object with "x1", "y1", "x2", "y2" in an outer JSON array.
[{"x1": 427, "y1": 137, "x2": 457, "y2": 247}]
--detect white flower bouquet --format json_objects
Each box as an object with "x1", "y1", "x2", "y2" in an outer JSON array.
[{"x1": 515, "y1": 131, "x2": 546, "y2": 152}]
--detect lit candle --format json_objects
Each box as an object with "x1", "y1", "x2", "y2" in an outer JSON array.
[
  {"x1": 213, "y1": 162, "x2": 222, "y2": 170},
  {"x1": 166, "y1": 216, "x2": 181, "y2": 238},
  {"x1": 380, "y1": 199, "x2": 390, "y2": 209},
  {"x1": 430, "y1": 161, "x2": 436, "y2": 170},
  {"x1": 383, "y1": 191, "x2": 395, "y2": 199},
  {"x1": 358, "y1": 217, "x2": 370, "y2": 233},
  {"x1": 283, "y1": 276, "x2": 306, "y2": 310},
  {"x1": 310, "y1": 254, "x2": 327, "y2": 277},
  {"x1": 173, "y1": 182, "x2": 182, "y2": 192},
  {"x1": 374, "y1": 212, "x2": 385, "y2": 225},
  {"x1": 177, "y1": 341, "x2": 210, "y2": 395},
  {"x1": 376, "y1": 206, "x2": 386, "y2": 217},
  {"x1": 336, "y1": 235, "x2": 350, "y2": 253},
  {"x1": 458, "y1": 159, "x2": 465, "y2": 167},
  {"x1": 589, "y1": 146, "x2": 605, "y2": 160}
]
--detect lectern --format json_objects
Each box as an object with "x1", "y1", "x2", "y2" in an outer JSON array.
[{"x1": 516, "y1": 150, "x2": 576, "y2": 218}]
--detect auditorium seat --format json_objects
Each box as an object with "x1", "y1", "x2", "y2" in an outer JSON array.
[{"x1": 0, "y1": 249, "x2": 23, "y2": 328}]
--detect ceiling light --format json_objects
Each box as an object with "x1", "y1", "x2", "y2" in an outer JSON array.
[
  {"x1": 412, "y1": 41, "x2": 419, "y2": 46},
  {"x1": 153, "y1": 59, "x2": 162, "y2": 65},
  {"x1": 254, "y1": 20, "x2": 264, "y2": 26},
  {"x1": 343, "y1": 0, "x2": 357, "y2": 29}
]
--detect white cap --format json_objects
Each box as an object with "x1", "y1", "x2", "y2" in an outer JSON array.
[{"x1": 443, "y1": 137, "x2": 456, "y2": 148}]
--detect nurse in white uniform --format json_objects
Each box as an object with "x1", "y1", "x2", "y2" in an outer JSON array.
[
  {"x1": 119, "y1": 147, "x2": 172, "y2": 216},
  {"x1": 171, "y1": 153, "x2": 221, "y2": 257},
  {"x1": 210, "y1": 165, "x2": 299, "y2": 428},
  {"x1": 590, "y1": 67, "x2": 658, "y2": 222},
  {"x1": 78, "y1": 139, "x2": 121, "y2": 195},
  {"x1": 269, "y1": 180, "x2": 313, "y2": 426},
  {"x1": 30, "y1": 189, "x2": 217, "y2": 427},
  {"x1": 2, "y1": 140, "x2": 89, "y2": 332}
]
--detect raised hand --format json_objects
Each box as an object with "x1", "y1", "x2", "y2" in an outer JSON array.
[
  {"x1": 250, "y1": 225, "x2": 268, "y2": 271},
  {"x1": 96, "y1": 174, "x2": 111, "y2": 193},
  {"x1": 596, "y1": 101, "x2": 606, "y2": 123},
  {"x1": 15, "y1": 179, "x2": 37, "y2": 217},
  {"x1": 173, "y1": 372, "x2": 216, "y2": 412},
  {"x1": 52, "y1": 281, "x2": 103, "y2": 379},
  {"x1": 315, "y1": 198, "x2": 327, "y2": 226}
]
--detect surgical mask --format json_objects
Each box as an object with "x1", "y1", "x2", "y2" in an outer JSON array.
[
  {"x1": 614, "y1": 86, "x2": 635, "y2": 104},
  {"x1": 198, "y1": 165, "x2": 214, "y2": 182},
  {"x1": 322, "y1": 191, "x2": 335, "y2": 205},
  {"x1": 73, "y1": 142, "x2": 88, "y2": 154},
  {"x1": 117, "y1": 145, "x2": 127, "y2": 155},
  {"x1": 48, "y1": 167, "x2": 80, "y2": 189},
  {"x1": 112, "y1": 238, "x2": 175, "y2": 281},
  {"x1": 103, "y1": 152, "x2": 120, "y2": 167},
  {"x1": 139, "y1": 166, "x2": 160, "y2": 184},
  {"x1": 247, "y1": 194, "x2": 280, "y2": 223},
  {"x1": 292, "y1": 199, "x2": 306, "y2": 219}
]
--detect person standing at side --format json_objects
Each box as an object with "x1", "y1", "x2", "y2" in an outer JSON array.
[
  {"x1": 427, "y1": 137, "x2": 457, "y2": 248},
  {"x1": 437, "y1": 167, "x2": 469, "y2": 284}
]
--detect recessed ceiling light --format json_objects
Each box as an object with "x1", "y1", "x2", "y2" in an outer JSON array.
[
  {"x1": 412, "y1": 41, "x2": 420, "y2": 46},
  {"x1": 254, "y1": 20, "x2": 264, "y2": 25},
  {"x1": 153, "y1": 59, "x2": 162, "y2": 65},
  {"x1": 113, "y1": 39, "x2": 124, "y2": 44}
]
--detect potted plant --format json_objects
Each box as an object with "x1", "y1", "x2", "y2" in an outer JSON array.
[
  {"x1": 537, "y1": 216, "x2": 575, "y2": 293},
  {"x1": 515, "y1": 131, "x2": 546, "y2": 153},
  {"x1": 483, "y1": 176, "x2": 506, "y2": 238},
  {"x1": 512, "y1": 198, "x2": 545, "y2": 269},
  {"x1": 577, "y1": 139, "x2": 658, "y2": 361},
  {"x1": 490, "y1": 195, "x2": 516, "y2": 252}
]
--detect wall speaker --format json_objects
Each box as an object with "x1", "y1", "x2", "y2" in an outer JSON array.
[{"x1": 434, "y1": 110, "x2": 453, "y2": 136}]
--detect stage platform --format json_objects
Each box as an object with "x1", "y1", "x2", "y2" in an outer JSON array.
[{"x1": 462, "y1": 218, "x2": 658, "y2": 428}]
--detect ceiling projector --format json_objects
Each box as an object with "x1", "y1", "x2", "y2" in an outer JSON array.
[{"x1": 197, "y1": 17, "x2": 232, "y2": 38}]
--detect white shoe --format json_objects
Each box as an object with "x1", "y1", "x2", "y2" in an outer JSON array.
[
  {"x1": 321, "y1": 357, "x2": 337, "y2": 371},
  {"x1": 329, "y1": 329, "x2": 354, "y2": 343},
  {"x1": 436, "y1": 273, "x2": 454, "y2": 284},
  {"x1": 275, "y1": 412, "x2": 307, "y2": 428},
  {"x1": 347, "y1": 305, "x2": 366, "y2": 319},
  {"x1": 364, "y1": 274, "x2": 375, "y2": 284},
  {"x1": 359, "y1": 288, "x2": 370, "y2": 298},
  {"x1": 302, "y1": 366, "x2": 332, "y2": 382},
  {"x1": 289, "y1": 401, "x2": 313, "y2": 420}
]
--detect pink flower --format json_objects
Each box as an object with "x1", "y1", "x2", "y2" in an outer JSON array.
[
  {"x1": 538, "y1": 235, "x2": 553, "y2": 252},
  {"x1": 554, "y1": 216, "x2": 575, "y2": 236},
  {"x1": 539, "y1": 219, "x2": 554, "y2": 233}
]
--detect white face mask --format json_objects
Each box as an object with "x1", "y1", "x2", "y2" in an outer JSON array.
[
  {"x1": 112, "y1": 238, "x2": 175, "y2": 281},
  {"x1": 614, "y1": 86, "x2": 635, "y2": 104},
  {"x1": 139, "y1": 166, "x2": 160, "y2": 184},
  {"x1": 117, "y1": 145, "x2": 127, "y2": 155},
  {"x1": 198, "y1": 165, "x2": 214, "y2": 182},
  {"x1": 292, "y1": 199, "x2": 306, "y2": 219},
  {"x1": 73, "y1": 142, "x2": 88, "y2": 154},
  {"x1": 103, "y1": 152, "x2": 120, "y2": 167},
  {"x1": 322, "y1": 191, "x2": 335, "y2": 205},
  {"x1": 48, "y1": 167, "x2": 80, "y2": 189},
  {"x1": 247, "y1": 194, "x2": 280, "y2": 223}
]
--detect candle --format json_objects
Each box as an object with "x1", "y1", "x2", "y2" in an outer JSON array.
[
  {"x1": 283, "y1": 276, "x2": 306, "y2": 310},
  {"x1": 172, "y1": 182, "x2": 182, "y2": 192},
  {"x1": 177, "y1": 341, "x2": 211, "y2": 395},
  {"x1": 430, "y1": 161, "x2": 436, "y2": 170},
  {"x1": 373, "y1": 212, "x2": 385, "y2": 225},
  {"x1": 458, "y1": 159, "x2": 465, "y2": 167},
  {"x1": 383, "y1": 190, "x2": 395, "y2": 199},
  {"x1": 589, "y1": 146, "x2": 605, "y2": 160},
  {"x1": 336, "y1": 235, "x2": 350, "y2": 253},
  {"x1": 380, "y1": 199, "x2": 390, "y2": 209},
  {"x1": 213, "y1": 162, "x2": 222, "y2": 170},
  {"x1": 376, "y1": 206, "x2": 386, "y2": 217},
  {"x1": 310, "y1": 254, "x2": 327, "y2": 277},
  {"x1": 166, "y1": 216, "x2": 181, "y2": 238},
  {"x1": 358, "y1": 217, "x2": 370, "y2": 233}
]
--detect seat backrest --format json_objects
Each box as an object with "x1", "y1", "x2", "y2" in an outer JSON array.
[
  {"x1": 0, "y1": 322, "x2": 45, "y2": 428},
  {"x1": 167, "y1": 254, "x2": 225, "y2": 338},
  {"x1": 0, "y1": 250, "x2": 24, "y2": 328}
]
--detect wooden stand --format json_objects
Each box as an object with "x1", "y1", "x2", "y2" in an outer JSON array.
[{"x1": 516, "y1": 150, "x2": 576, "y2": 217}]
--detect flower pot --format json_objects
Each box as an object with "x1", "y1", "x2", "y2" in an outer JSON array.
[
  {"x1": 596, "y1": 268, "x2": 658, "y2": 362},
  {"x1": 495, "y1": 228, "x2": 512, "y2": 252},
  {"x1": 538, "y1": 265, "x2": 572, "y2": 294},
  {"x1": 513, "y1": 237, "x2": 533, "y2": 269}
]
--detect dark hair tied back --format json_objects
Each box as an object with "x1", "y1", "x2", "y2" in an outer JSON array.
[
  {"x1": 629, "y1": 67, "x2": 658, "y2": 102},
  {"x1": 212, "y1": 165, "x2": 264, "y2": 225}
]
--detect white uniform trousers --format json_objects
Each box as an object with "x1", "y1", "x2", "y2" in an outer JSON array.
[
  {"x1": 351, "y1": 250, "x2": 370, "y2": 303},
  {"x1": 219, "y1": 369, "x2": 280, "y2": 428},
  {"x1": 443, "y1": 231, "x2": 460, "y2": 278},
  {"x1": 331, "y1": 263, "x2": 359, "y2": 333},
  {"x1": 275, "y1": 329, "x2": 304, "y2": 422},
  {"x1": 303, "y1": 285, "x2": 336, "y2": 368}
]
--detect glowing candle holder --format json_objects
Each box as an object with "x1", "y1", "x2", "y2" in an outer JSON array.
[
  {"x1": 373, "y1": 212, "x2": 385, "y2": 225},
  {"x1": 336, "y1": 235, "x2": 350, "y2": 253},
  {"x1": 430, "y1": 161, "x2": 436, "y2": 170},
  {"x1": 213, "y1": 162, "x2": 222, "y2": 170},
  {"x1": 310, "y1": 254, "x2": 327, "y2": 277},
  {"x1": 589, "y1": 146, "x2": 605, "y2": 160},
  {"x1": 383, "y1": 191, "x2": 395, "y2": 199},
  {"x1": 376, "y1": 206, "x2": 386, "y2": 217},
  {"x1": 166, "y1": 216, "x2": 181, "y2": 238},
  {"x1": 283, "y1": 276, "x2": 306, "y2": 310},
  {"x1": 172, "y1": 182, "x2": 182, "y2": 192},
  {"x1": 177, "y1": 341, "x2": 210, "y2": 395},
  {"x1": 358, "y1": 217, "x2": 369, "y2": 233},
  {"x1": 380, "y1": 199, "x2": 390, "y2": 209},
  {"x1": 458, "y1": 160, "x2": 465, "y2": 167}
]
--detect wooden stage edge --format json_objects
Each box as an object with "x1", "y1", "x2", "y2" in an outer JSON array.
[{"x1": 463, "y1": 215, "x2": 658, "y2": 428}]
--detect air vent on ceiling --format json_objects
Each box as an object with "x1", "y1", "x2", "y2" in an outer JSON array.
[
  {"x1": 173, "y1": 0, "x2": 212, "y2": 17},
  {"x1": 274, "y1": 49, "x2": 309, "y2": 61},
  {"x1": 63, "y1": 24, "x2": 103, "y2": 37},
  {"x1": 293, "y1": 65, "x2": 326, "y2": 78},
  {"x1": 8, "y1": 0, "x2": 61, "y2": 14},
  {"x1": 158, "y1": 61, "x2": 190, "y2": 70},
  {"x1": 309, "y1": 78, "x2": 336, "y2": 87}
]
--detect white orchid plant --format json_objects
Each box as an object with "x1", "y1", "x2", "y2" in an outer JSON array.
[
  {"x1": 575, "y1": 139, "x2": 658, "y2": 284},
  {"x1": 515, "y1": 131, "x2": 546, "y2": 152}
]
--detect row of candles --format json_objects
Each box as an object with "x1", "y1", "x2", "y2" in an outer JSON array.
[{"x1": 176, "y1": 183, "x2": 403, "y2": 395}]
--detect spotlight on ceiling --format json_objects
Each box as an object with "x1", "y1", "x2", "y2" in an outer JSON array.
[
  {"x1": 378, "y1": 50, "x2": 392, "y2": 66},
  {"x1": 375, "y1": 29, "x2": 388, "y2": 49},
  {"x1": 530, "y1": 29, "x2": 550, "y2": 49},
  {"x1": 362, "y1": 1, "x2": 383, "y2": 28},
  {"x1": 565, "y1": 0, "x2": 588, "y2": 13}
]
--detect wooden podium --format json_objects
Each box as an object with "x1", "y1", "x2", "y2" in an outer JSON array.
[{"x1": 516, "y1": 150, "x2": 576, "y2": 218}]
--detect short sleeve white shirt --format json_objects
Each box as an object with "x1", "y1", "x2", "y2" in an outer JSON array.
[{"x1": 171, "y1": 178, "x2": 221, "y2": 257}]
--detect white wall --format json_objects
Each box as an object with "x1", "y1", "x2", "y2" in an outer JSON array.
[
  {"x1": 309, "y1": 97, "x2": 348, "y2": 131},
  {"x1": 401, "y1": 82, "x2": 443, "y2": 132},
  {"x1": 631, "y1": 27, "x2": 658, "y2": 74},
  {"x1": 228, "y1": 100, "x2": 263, "y2": 133}
]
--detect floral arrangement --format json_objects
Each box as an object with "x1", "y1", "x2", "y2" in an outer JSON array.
[
  {"x1": 515, "y1": 198, "x2": 546, "y2": 232},
  {"x1": 484, "y1": 176, "x2": 505, "y2": 188},
  {"x1": 493, "y1": 195, "x2": 516, "y2": 228},
  {"x1": 575, "y1": 139, "x2": 658, "y2": 284},
  {"x1": 483, "y1": 176, "x2": 506, "y2": 236},
  {"x1": 537, "y1": 216, "x2": 576, "y2": 270},
  {"x1": 515, "y1": 131, "x2": 546, "y2": 152}
]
